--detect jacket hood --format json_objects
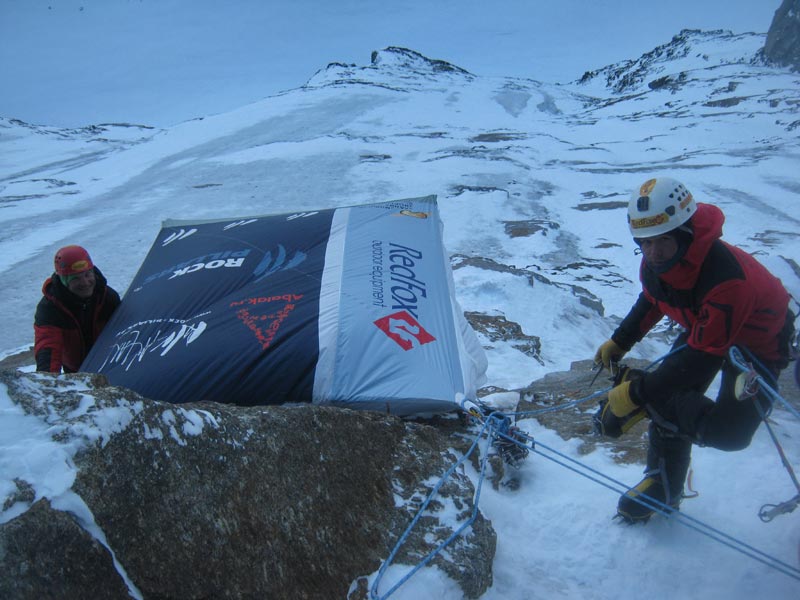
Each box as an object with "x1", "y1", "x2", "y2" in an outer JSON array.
[{"x1": 640, "y1": 202, "x2": 724, "y2": 289}]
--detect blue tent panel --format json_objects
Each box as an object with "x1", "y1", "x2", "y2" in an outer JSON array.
[{"x1": 82, "y1": 196, "x2": 487, "y2": 415}]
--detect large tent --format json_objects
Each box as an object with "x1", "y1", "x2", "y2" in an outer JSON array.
[{"x1": 82, "y1": 196, "x2": 487, "y2": 415}]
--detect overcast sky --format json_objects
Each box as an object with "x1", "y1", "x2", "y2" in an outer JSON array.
[{"x1": 0, "y1": 0, "x2": 779, "y2": 128}]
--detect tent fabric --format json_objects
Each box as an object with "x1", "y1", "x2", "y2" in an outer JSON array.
[{"x1": 82, "y1": 195, "x2": 487, "y2": 415}]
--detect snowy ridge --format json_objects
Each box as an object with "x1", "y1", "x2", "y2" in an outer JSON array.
[
  {"x1": 576, "y1": 29, "x2": 766, "y2": 92},
  {"x1": 306, "y1": 46, "x2": 475, "y2": 91},
  {"x1": 571, "y1": 30, "x2": 799, "y2": 135}
]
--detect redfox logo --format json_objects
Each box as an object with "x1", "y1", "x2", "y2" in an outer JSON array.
[{"x1": 374, "y1": 310, "x2": 436, "y2": 351}]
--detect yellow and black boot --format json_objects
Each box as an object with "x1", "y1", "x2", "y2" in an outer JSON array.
[
  {"x1": 617, "y1": 424, "x2": 692, "y2": 523},
  {"x1": 616, "y1": 475, "x2": 673, "y2": 523}
]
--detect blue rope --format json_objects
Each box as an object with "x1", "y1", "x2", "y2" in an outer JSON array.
[
  {"x1": 728, "y1": 346, "x2": 800, "y2": 421},
  {"x1": 514, "y1": 429, "x2": 800, "y2": 582},
  {"x1": 370, "y1": 343, "x2": 799, "y2": 596},
  {"x1": 509, "y1": 344, "x2": 688, "y2": 419},
  {"x1": 730, "y1": 346, "x2": 800, "y2": 521},
  {"x1": 371, "y1": 345, "x2": 687, "y2": 598},
  {"x1": 513, "y1": 387, "x2": 612, "y2": 417},
  {"x1": 467, "y1": 412, "x2": 800, "y2": 583},
  {"x1": 369, "y1": 413, "x2": 511, "y2": 600}
]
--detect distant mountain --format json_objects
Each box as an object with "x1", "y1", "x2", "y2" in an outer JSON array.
[
  {"x1": 763, "y1": 0, "x2": 800, "y2": 71},
  {"x1": 574, "y1": 29, "x2": 798, "y2": 132}
]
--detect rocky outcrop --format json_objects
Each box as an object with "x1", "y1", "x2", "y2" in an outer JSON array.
[
  {"x1": 0, "y1": 498, "x2": 132, "y2": 600},
  {"x1": 763, "y1": 0, "x2": 800, "y2": 71},
  {"x1": 575, "y1": 29, "x2": 775, "y2": 94},
  {"x1": 0, "y1": 370, "x2": 496, "y2": 599},
  {"x1": 465, "y1": 311, "x2": 543, "y2": 363},
  {"x1": 306, "y1": 46, "x2": 474, "y2": 91}
]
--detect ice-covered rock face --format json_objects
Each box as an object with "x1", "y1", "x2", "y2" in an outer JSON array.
[{"x1": 763, "y1": 0, "x2": 800, "y2": 70}]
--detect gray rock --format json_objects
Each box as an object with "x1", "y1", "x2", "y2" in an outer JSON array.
[
  {"x1": 0, "y1": 498, "x2": 131, "y2": 600},
  {"x1": 465, "y1": 310, "x2": 543, "y2": 363},
  {"x1": 0, "y1": 347, "x2": 33, "y2": 371},
  {"x1": 0, "y1": 370, "x2": 496, "y2": 599},
  {"x1": 764, "y1": 0, "x2": 800, "y2": 71}
]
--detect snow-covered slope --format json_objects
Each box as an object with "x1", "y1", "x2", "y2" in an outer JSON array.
[
  {"x1": 3, "y1": 30, "x2": 797, "y2": 388},
  {"x1": 2, "y1": 28, "x2": 800, "y2": 600}
]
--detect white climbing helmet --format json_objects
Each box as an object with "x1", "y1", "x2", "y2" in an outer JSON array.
[{"x1": 627, "y1": 177, "x2": 696, "y2": 238}]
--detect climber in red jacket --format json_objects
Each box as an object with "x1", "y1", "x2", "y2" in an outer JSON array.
[
  {"x1": 593, "y1": 177, "x2": 796, "y2": 523},
  {"x1": 34, "y1": 245, "x2": 121, "y2": 373}
]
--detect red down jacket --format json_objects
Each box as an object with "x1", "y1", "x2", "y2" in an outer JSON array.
[
  {"x1": 612, "y1": 203, "x2": 793, "y2": 404},
  {"x1": 34, "y1": 267, "x2": 121, "y2": 373}
]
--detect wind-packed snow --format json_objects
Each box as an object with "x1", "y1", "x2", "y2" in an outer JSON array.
[{"x1": 1, "y1": 1, "x2": 800, "y2": 598}]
